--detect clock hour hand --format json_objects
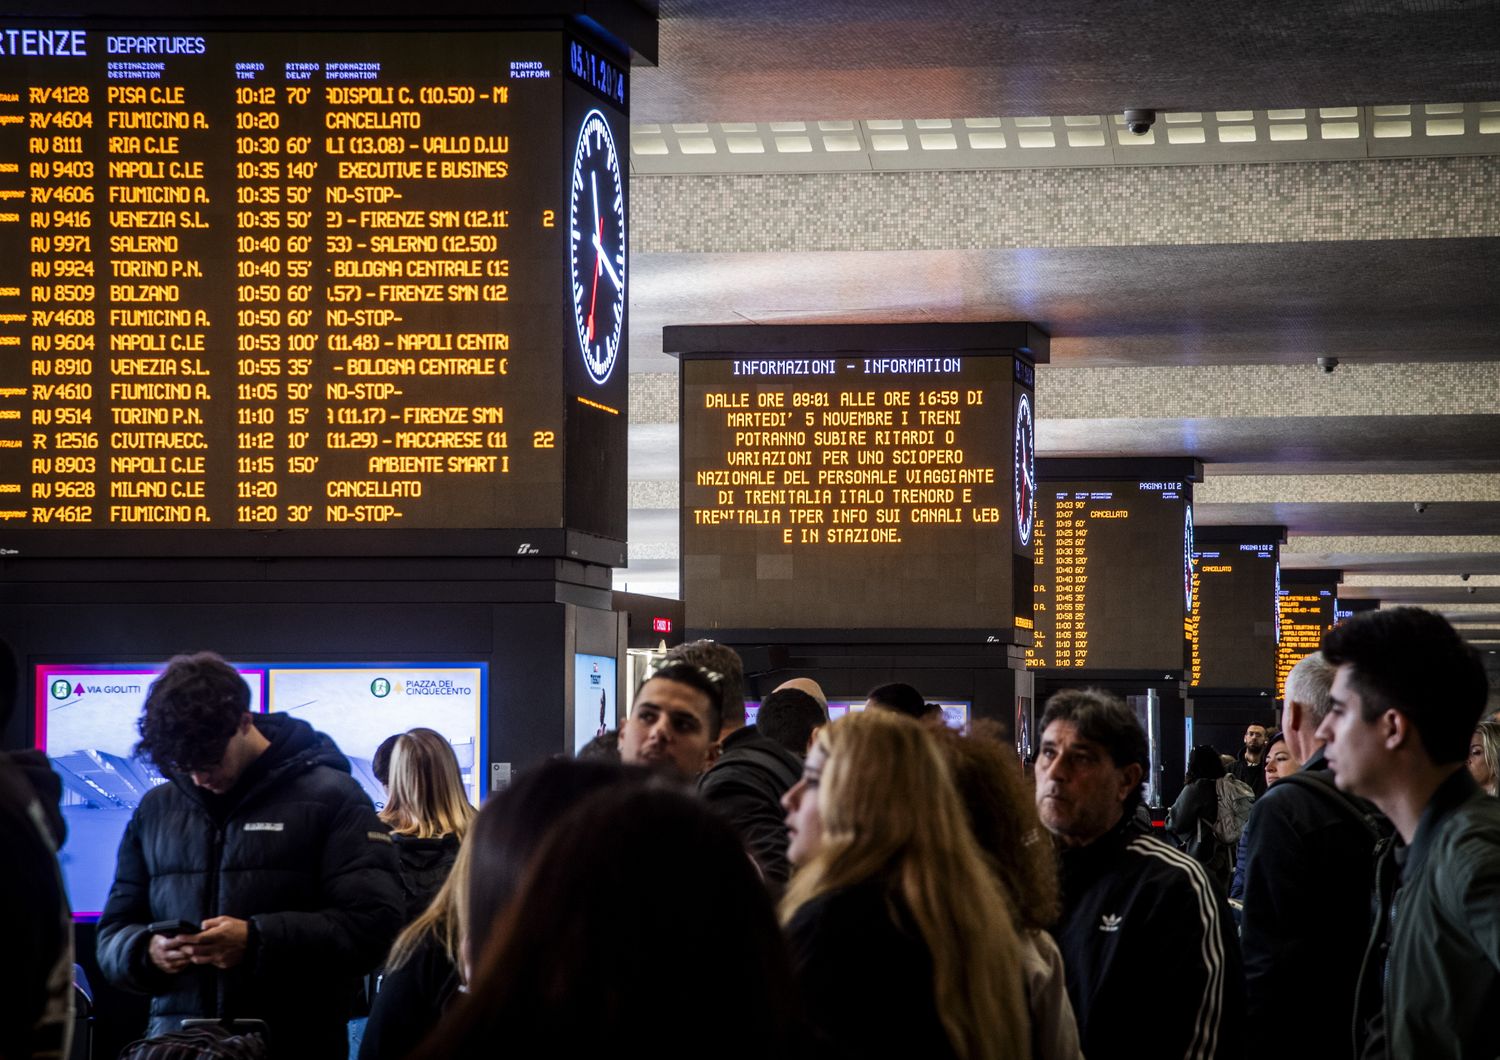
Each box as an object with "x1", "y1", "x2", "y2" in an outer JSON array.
[
  {"x1": 587, "y1": 214, "x2": 602, "y2": 342},
  {"x1": 591, "y1": 231, "x2": 622, "y2": 290}
]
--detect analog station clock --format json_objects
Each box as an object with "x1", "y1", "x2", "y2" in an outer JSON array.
[
  {"x1": 1014, "y1": 391, "x2": 1036, "y2": 547},
  {"x1": 569, "y1": 108, "x2": 625, "y2": 386},
  {"x1": 1184, "y1": 502, "x2": 1196, "y2": 612}
]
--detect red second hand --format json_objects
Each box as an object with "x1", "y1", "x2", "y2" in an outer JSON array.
[{"x1": 587, "y1": 216, "x2": 603, "y2": 343}]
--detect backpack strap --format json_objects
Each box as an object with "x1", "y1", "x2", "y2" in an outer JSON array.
[{"x1": 1274, "y1": 770, "x2": 1388, "y2": 841}]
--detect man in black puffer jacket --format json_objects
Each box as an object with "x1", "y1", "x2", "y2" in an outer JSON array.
[{"x1": 97, "y1": 652, "x2": 403, "y2": 1059}]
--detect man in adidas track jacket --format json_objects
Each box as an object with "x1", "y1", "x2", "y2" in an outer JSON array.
[{"x1": 1036, "y1": 688, "x2": 1244, "y2": 1060}]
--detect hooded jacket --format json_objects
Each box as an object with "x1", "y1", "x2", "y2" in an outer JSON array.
[
  {"x1": 96, "y1": 714, "x2": 403, "y2": 1058},
  {"x1": 390, "y1": 832, "x2": 460, "y2": 923}
]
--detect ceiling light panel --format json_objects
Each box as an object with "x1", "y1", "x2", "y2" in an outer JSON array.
[{"x1": 628, "y1": 106, "x2": 1500, "y2": 175}]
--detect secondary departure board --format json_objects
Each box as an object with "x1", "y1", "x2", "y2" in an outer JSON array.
[
  {"x1": 680, "y1": 353, "x2": 1035, "y2": 632},
  {"x1": 0, "y1": 26, "x2": 628, "y2": 556},
  {"x1": 1025, "y1": 480, "x2": 1191, "y2": 672},
  {"x1": 1275, "y1": 582, "x2": 1336, "y2": 693},
  {"x1": 1187, "y1": 540, "x2": 1279, "y2": 690}
]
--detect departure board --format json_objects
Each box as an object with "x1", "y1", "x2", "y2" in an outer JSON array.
[
  {"x1": 0, "y1": 27, "x2": 628, "y2": 556},
  {"x1": 1275, "y1": 582, "x2": 1336, "y2": 693},
  {"x1": 1025, "y1": 480, "x2": 1191, "y2": 672},
  {"x1": 1187, "y1": 540, "x2": 1279, "y2": 690},
  {"x1": 680, "y1": 354, "x2": 1035, "y2": 632}
]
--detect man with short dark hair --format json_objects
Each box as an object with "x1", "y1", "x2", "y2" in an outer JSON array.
[
  {"x1": 1315, "y1": 608, "x2": 1497, "y2": 1060},
  {"x1": 864, "y1": 682, "x2": 931, "y2": 721},
  {"x1": 1230, "y1": 723, "x2": 1269, "y2": 798},
  {"x1": 96, "y1": 652, "x2": 403, "y2": 1058},
  {"x1": 699, "y1": 687, "x2": 824, "y2": 886},
  {"x1": 619, "y1": 661, "x2": 724, "y2": 780},
  {"x1": 663, "y1": 639, "x2": 746, "y2": 738},
  {"x1": 757, "y1": 688, "x2": 826, "y2": 759},
  {"x1": 1239, "y1": 650, "x2": 1386, "y2": 1058},
  {"x1": 1036, "y1": 688, "x2": 1243, "y2": 1060}
]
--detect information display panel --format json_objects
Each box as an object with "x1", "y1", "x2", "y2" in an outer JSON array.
[
  {"x1": 1275, "y1": 583, "x2": 1336, "y2": 693},
  {"x1": 1187, "y1": 540, "x2": 1280, "y2": 690},
  {"x1": 35, "y1": 661, "x2": 264, "y2": 919},
  {"x1": 1025, "y1": 480, "x2": 1192, "y2": 672},
  {"x1": 0, "y1": 26, "x2": 628, "y2": 555},
  {"x1": 681, "y1": 354, "x2": 1034, "y2": 633}
]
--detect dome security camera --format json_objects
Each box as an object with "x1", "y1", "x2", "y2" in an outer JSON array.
[
  {"x1": 1461, "y1": 573, "x2": 1472, "y2": 581},
  {"x1": 1413, "y1": 502, "x2": 1428, "y2": 514},
  {"x1": 1316, "y1": 357, "x2": 1339, "y2": 374},
  {"x1": 1122, "y1": 109, "x2": 1156, "y2": 136}
]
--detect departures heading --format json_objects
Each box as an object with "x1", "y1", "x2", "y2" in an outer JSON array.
[{"x1": 0, "y1": 29, "x2": 602, "y2": 534}]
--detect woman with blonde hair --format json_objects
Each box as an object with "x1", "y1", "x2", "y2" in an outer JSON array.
[
  {"x1": 1467, "y1": 719, "x2": 1500, "y2": 796},
  {"x1": 380, "y1": 727, "x2": 475, "y2": 921},
  {"x1": 358, "y1": 840, "x2": 471, "y2": 1060},
  {"x1": 780, "y1": 709, "x2": 1029, "y2": 1060}
]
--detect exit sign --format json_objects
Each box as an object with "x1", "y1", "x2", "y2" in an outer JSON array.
[{"x1": 651, "y1": 616, "x2": 672, "y2": 634}]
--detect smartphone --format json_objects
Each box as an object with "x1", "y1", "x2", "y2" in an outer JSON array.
[{"x1": 147, "y1": 919, "x2": 201, "y2": 937}]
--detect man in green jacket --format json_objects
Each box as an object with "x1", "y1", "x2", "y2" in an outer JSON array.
[{"x1": 1315, "y1": 607, "x2": 1497, "y2": 1060}]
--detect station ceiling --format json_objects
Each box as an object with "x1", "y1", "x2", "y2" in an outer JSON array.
[{"x1": 618, "y1": 0, "x2": 1500, "y2": 651}]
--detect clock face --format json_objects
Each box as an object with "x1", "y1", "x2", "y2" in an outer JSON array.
[
  {"x1": 1184, "y1": 503, "x2": 1195, "y2": 612},
  {"x1": 569, "y1": 109, "x2": 625, "y2": 386},
  {"x1": 1014, "y1": 392, "x2": 1036, "y2": 547}
]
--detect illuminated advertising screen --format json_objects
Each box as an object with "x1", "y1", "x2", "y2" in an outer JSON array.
[
  {"x1": 1187, "y1": 540, "x2": 1280, "y2": 690},
  {"x1": 744, "y1": 698, "x2": 970, "y2": 730},
  {"x1": 0, "y1": 26, "x2": 627, "y2": 556},
  {"x1": 35, "y1": 661, "x2": 264, "y2": 919},
  {"x1": 1026, "y1": 480, "x2": 1192, "y2": 672},
  {"x1": 572, "y1": 652, "x2": 616, "y2": 754},
  {"x1": 681, "y1": 353, "x2": 1034, "y2": 634},
  {"x1": 265, "y1": 663, "x2": 486, "y2": 807}
]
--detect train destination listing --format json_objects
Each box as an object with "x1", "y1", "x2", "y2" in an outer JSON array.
[
  {"x1": 1026, "y1": 481, "x2": 1192, "y2": 672},
  {"x1": 1276, "y1": 584, "x2": 1334, "y2": 692},
  {"x1": 1187, "y1": 542, "x2": 1279, "y2": 690},
  {"x1": 0, "y1": 29, "x2": 593, "y2": 533},
  {"x1": 682, "y1": 355, "x2": 1026, "y2": 631}
]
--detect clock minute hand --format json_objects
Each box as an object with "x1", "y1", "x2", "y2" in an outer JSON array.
[{"x1": 592, "y1": 231, "x2": 622, "y2": 290}]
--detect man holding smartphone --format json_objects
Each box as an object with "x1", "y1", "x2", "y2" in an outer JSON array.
[{"x1": 96, "y1": 652, "x2": 403, "y2": 1058}]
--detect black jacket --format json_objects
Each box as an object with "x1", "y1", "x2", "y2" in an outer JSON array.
[
  {"x1": 1355, "y1": 769, "x2": 1500, "y2": 1060},
  {"x1": 698, "y1": 725, "x2": 801, "y2": 885},
  {"x1": 1052, "y1": 814, "x2": 1245, "y2": 1060},
  {"x1": 0, "y1": 751, "x2": 73, "y2": 1060},
  {"x1": 1230, "y1": 751, "x2": 1267, "y2": 799},
  {"x1": 358, "y1": 933, "x2": 460, "y2": 1060},
  {"x1": 786, "y1": 880, "x2": 957, "y2": 1060},
  {"x1": 391, "y1": 833, "x2": 460, "y2": 924},
  {"x1": 1239, "y1": 748, "x2": 1385, "y2": 1060},
  {"x1": 96, "y1": 714, "x2": 404, "y2": 1059}
]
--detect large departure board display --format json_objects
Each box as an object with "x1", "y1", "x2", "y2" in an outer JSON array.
[
  {"x1": 1275, "y1": 581, "x2": 1336, "y2": 693},
  {"x1": 0, "y1": 26, "x2": 628, "y2": 556},
  {"x1": 1187, "y1": 540, "x2": 1279, "y2": 690},
  {"x1": 681, "y1": 354, "x2": 1035, "y2": 633},
  {"x1": 1025, "y1": 480, "x2": 1191, "y2": 672}
]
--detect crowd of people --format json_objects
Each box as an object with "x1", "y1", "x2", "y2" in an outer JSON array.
[{"x1": 2, "y1": 605, "x2": 1497, "y2": 1059}]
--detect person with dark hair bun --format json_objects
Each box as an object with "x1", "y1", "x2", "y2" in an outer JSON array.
[
  {"x1": 412, "y1": 784, "x2": 803, "y2": 1059},
  {"x1": 1165, "y1": 744, "x2": 1242, "y2": 890}
]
